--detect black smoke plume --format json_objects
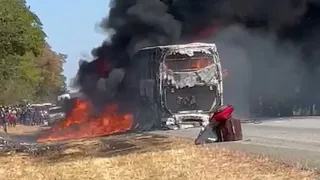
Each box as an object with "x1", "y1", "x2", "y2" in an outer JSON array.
[{"x1": 74, "y1": 0, "x2": 320, "y2": 116}]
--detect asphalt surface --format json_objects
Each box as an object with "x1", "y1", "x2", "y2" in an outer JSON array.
[{"x1": 152, "y1": 117, "x2": 320, "y2": 169}]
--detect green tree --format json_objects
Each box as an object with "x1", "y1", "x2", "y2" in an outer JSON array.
[
  {"x1": 35, "y1": 44, "x2": 67, "y2": 102},
  {"x1": 0, "y1": 0, "x2": 46, "y2": 104}
]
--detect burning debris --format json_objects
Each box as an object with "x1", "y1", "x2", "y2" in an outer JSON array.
[
  {"x1": 0, "y1": 133, "x2": 179, "y2": 161},
  {"x1": 38, "y1": 99, "x2": 133, "y2": 142},
  {"x1": 0, "y1": 137, "x2": 53, "y2": 156}
]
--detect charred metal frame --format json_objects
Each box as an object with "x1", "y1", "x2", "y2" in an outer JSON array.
[{"x1": 127, "y1": 43, "x2": 223, "y2": 130}]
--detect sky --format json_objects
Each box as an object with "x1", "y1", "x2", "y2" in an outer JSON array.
[{"x1": 26, "y1": 0, "x2": 110, "y2": 89}]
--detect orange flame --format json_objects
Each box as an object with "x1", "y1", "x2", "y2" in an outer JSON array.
[
  {"x1": 37, "y1": 99, "x2": 133, "y2": 142},
  {"x1": 190, "y1": 59, "x2": 210, "y2": 70}
]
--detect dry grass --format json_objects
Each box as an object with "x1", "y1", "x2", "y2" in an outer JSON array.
[
  {"x1": 0, "y1": 133, "x2": 317, "y2": 180},
  {"x1": 5, "y1": 125, "x2": 48, "y2": 135}
]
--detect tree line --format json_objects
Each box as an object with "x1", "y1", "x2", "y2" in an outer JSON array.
[{"x1": 0, "y1": 0, "x2": 67, "y2": 105}]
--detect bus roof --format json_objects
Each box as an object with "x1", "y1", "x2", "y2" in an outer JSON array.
[{"x1": 140, "y1": 42, "x2": 217, "y2": 51}]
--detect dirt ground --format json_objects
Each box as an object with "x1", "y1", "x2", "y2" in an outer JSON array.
[
  {"x1": 4, "y1": 125, "x2": 48, "y2": 135},
  {"x1": 0, "y1": 125, "x2": 318, "y2": 180}
]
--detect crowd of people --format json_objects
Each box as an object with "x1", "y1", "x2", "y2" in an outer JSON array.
[{"x1": 0, "y1": 104, "x2": 49, "y2": 133}]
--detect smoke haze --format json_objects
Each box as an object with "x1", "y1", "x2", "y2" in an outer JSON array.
[
  {"x1": 214, "y1": 26, "x2": 304, "y2": 116},
  {"x1": 73, "y1": 0, "x2": 320, "y2": 116}
]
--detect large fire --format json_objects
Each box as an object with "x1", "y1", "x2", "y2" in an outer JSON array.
[
  {"x1": 38, "y1": 99, "x2": 133, "y2": 142},
  {"x1": 190, "y1": 59, "x2": 211, "y2": 70},
  {"x1": 189, "y1": 59, "x2": 229, "y2": 78}
]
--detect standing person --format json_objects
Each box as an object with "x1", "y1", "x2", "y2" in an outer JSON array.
[
  {"x1": 17, "y1": 106, "x2": 22, "y2": 124},
  {"x1": 0, "y1": 107, "x2": 7, "y2": 133},
  {"x1": 4, "y1": 107, "x2": 10, "y2": 127},
  {"x1": 25, "y1": 107, "x2": 32, "y2": 126},
  {"x1": 8, "y1": 110, "x2": 17, "y2": 127},
  {"x1": 31, "y1": 108, "x2": 36, "y2": 125},
  {"x1": 20, "y1": 107, "x2": 26, "y2": 125},
  {"x1": 39, "y1": 109, "x2": 45, "y2": 125}
]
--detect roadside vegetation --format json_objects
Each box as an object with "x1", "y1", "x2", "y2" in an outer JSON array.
[{"x1": 0, "y1": 0, "x2": 66, "y2": 105}]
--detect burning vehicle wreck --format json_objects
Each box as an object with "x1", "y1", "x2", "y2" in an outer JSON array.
[
  {"x1": 35, "y1": 43, "x2": 226, "y2": 143},
  {"x1": 123, "y1": 42, "x2": 224, "y2": 130}
]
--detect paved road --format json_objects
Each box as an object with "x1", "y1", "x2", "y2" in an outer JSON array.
[{"x1": 152, "y1": 117, "x2": 320, "y2": 169}]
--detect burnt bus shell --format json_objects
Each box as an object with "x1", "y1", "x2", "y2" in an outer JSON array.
[{"x1": 122, "y1": 43, "x2": 223, "y2": 130}]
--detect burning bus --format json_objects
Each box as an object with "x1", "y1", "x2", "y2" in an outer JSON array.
[
  {"x1": 37, "y1": 42, "x2": 224, "y2": 142},
  {"x1": 123, "y1": 42, "x2": 224, "y2": 130}
]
